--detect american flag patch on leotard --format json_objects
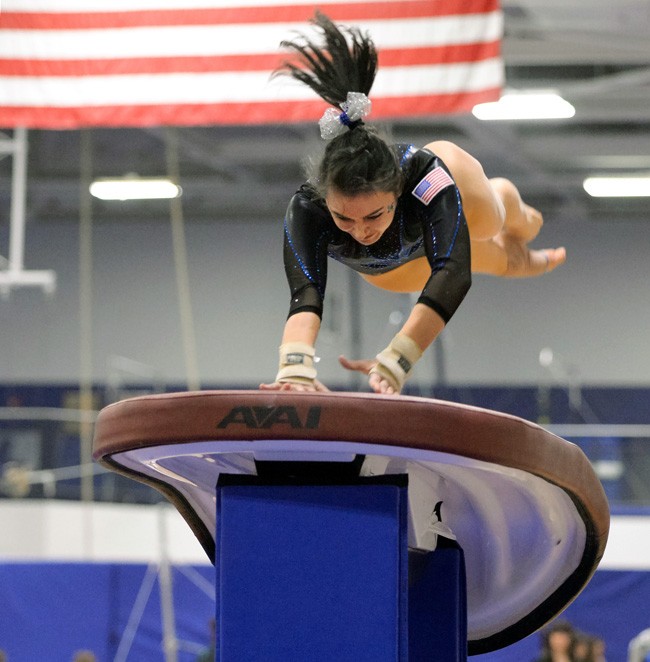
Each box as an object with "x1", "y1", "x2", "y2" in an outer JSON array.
[{"x1": 411, "y1": 167, "x2": 454, "y2": 205}]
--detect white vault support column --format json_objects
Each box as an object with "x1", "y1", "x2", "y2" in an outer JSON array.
[{"x1": 0, "y1": 127, "x2": 56, "y2": 297}]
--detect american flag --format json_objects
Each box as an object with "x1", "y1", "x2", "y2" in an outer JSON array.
[
  {"x1": 412, "y1": 166, "x2": 455, "y2": 205},
  {"x1": 0, "y1": 0, "x2": 503, "y2": 129}
]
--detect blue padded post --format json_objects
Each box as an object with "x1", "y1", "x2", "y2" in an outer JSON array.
[
  {"x1": 408, "y1": 541, "x2": 468, "y2": 661},
  {"x1": 216, "y1": 472, "x2": 467, "y2": 662}
]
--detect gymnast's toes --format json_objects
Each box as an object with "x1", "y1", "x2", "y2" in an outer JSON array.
[{"x1": 543, "y1": 247, "x2": 567, "y2": 273}]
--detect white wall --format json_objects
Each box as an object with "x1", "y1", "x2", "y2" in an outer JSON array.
[
  {"x1": 0, "y1": 499, "x2": 647, "y2": 570},
  {"x1": 1, "y1": 213, "x2": 649, "y2": 386},
  {"x1": 0, "y1": 500, "x2": 208, "y2": 564}
]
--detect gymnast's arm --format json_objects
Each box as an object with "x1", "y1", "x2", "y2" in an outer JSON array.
[
  {"x1": 342, "y1": 184, "x2": 471, "y2": 393},
  {"x1": 410, "y1": 184, "x2": 472, "y2": 344},
  {"x1": 260, "y1": 194, "x2": 330, "y2": 392}
]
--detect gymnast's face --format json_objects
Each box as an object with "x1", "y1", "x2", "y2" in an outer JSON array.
[{"x1": 325, "y1": 189, "x2": 397, "y2": 246}]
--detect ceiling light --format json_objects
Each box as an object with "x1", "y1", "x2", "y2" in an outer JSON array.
[
  {"x1": 472, "y1": 92, "x2": 575, "y2": 120},
  {"x1": 89, "y1": 177, "x2": 181, "y2": 201},
  {"x1": 583, "y1": 176, "x2": 650, "y2": 198}
]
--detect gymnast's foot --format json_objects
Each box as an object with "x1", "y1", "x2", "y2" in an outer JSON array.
[
  {"x1": 496, "y1": 233, "x2": 566, "y2": 278},
  {"x1": 504, "y1": 202, "x2": 544, "y2": 243}
]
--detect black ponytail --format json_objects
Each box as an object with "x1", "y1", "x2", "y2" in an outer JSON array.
[
  {"x1": 274, "y1": 12, "x2": 377, "y2": 107},
  {"x1": 274, "y1": 12, "x2": 403, "y2": 198}
]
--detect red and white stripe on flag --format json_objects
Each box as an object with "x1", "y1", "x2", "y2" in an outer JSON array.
[{"x1": 0, "y1": 0, "x2": 504, "y2": 129}]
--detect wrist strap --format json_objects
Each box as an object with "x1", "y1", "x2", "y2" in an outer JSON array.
[
  {"x1": 276, "y1": 342, "x2": 317, "y2": 384},
  {"x1": 370, "y1": 334, "x2": 423, "y2": 392}
]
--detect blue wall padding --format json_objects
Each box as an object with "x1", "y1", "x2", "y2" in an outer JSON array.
[
  {"x1": 0, "y1": 562, "x2": 215, "y2": 662},
  {"x1": 1, "y1": 562, "x2": 649, "y2": 660}
]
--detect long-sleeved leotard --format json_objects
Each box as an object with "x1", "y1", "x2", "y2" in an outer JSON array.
[{"x1": 282, "y1": 144, "x2": 472, "y2": 325}]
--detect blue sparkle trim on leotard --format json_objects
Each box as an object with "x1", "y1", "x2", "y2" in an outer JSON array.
[
  {"x1": 395, "y1": 209, "x2": 424, "y2": 262},
  {"x1": 430, "y1": 224, "x2": 439, "y2": 261},
  {"x1": 431, "y1": 187, "x2": 463, "y2": 273},
  {"x1": 284, "y1": 216, "x2": 315, "y2": 284},
  {"x1": 445, "y1": 187, "x2": 463, "y2": 258},
  {"x1": 399, "y1": 144, "x2": 417, "y2": 167},
  {"x1": 427, "y1": 187, "x2": 463, "y2": 274},
  {"x1": 313, "y1": 230, "x2": 328, "y2": 298},
  {"x1": 284, "y1": 215, "x2": 328, "y2": 299}
]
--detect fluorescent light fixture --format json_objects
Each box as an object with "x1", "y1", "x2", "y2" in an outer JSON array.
[
  {"x1": 472, "y1": 92, "x2": 575, "y2": 120},
  {"x1": 89, "y1": 177, "x2": 181, "y2": 200},
  {"x1": 583, "y1": 176, "x2": 650, "y2": 197}
]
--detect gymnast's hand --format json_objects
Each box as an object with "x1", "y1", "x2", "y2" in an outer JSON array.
[
  {"x1": 259, "y1": 379, "x2": 330, "y2": 393},
  {"x1": 338, "y1": 355, "x2": 398, "y2": 395}
]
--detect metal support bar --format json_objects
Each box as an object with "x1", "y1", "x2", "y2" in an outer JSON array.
[{"x1": 0, "y1": 128, "x2": 56, "y2": 296}]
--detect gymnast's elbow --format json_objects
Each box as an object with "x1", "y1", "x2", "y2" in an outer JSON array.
[
  {"x1": 448, "y1": 263, "x2": 473, "y2": 303},
  {"x1": 446, "y1": 266, "x2": 473, "y2": 319},
  {"x1": 459, "y1": 267, "x2": 472, "y2": 300}
]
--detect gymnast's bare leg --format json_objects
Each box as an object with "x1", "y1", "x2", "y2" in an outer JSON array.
[{"x1": 426, "y1": 140, "x2": 566, "y2": 278}]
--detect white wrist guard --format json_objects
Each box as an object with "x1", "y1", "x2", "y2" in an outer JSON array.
[
  {"x1": 370, "y1": 334, "x2": 423, "y2": 393},
  {"x1": 276, "y1": 342, "x2": 318, "y2": 385}
]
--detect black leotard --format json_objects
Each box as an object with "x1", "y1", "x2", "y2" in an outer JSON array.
[{"x1": 282, "y1": 144, "x2": 471, "y2": 324}]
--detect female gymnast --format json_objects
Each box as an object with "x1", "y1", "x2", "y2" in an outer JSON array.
[{"x1": 260, "y1": 13, "x2": 566, "y2": 395}]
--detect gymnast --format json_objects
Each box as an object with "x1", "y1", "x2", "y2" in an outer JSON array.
[{"x1": 260, "y1": 13, "x2": 566, "y2": 396}]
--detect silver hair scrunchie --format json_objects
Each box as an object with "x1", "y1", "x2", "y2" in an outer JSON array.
[{"x1": 318, "y1": 92, "x2": 372, "y2": 140}]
